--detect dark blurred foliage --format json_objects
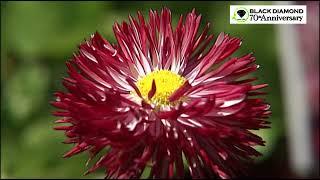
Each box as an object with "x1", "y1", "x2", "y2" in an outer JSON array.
[{"x1": 1, "y1": 1, "x2": 315, "y2": 178}]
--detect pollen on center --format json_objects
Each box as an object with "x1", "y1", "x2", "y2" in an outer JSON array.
[{"x1": 135, "y1": 70, "x2": 186, "y2": 106}]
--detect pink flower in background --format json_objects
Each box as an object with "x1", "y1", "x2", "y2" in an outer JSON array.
[
  {"x1": 51, "y1": 8, "x2": 271, "y2": 179},
  {"x1": 297, "y1": 1, "x2": 319, "y2": 164}
]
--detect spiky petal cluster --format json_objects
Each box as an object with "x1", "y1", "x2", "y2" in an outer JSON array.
[{"x1": 52, "y1": 8, "x2": 271, "y2": 179}]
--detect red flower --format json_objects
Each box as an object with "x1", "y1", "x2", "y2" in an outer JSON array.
[{"x1": 52, "y1": 8, "x2": 271, "y2": 179}]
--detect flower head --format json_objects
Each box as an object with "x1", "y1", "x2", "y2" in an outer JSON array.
[{"x1": 52, "y1": 8, "x2": 271, "y2": 179}]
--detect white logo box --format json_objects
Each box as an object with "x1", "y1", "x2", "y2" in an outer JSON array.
[{"x1": 230, "y1": 5, "x2": 307, "y2": 24}]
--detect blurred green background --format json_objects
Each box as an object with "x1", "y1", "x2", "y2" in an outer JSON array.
[{"x1": 1, "y1": 1, "x2": 311, "y2": 178}]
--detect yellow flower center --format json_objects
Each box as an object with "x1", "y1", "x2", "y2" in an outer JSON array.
[{"x1": 136, "y1": 70, "x2": 186, "y2": 106}]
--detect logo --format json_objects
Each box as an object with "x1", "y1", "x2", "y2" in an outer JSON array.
[
  {"x1": 232, "y1": 7, "x2": 249, "y2": 23},
  {"x1": 230, "y1": 5, "x2": 307, "y2": 24}
]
